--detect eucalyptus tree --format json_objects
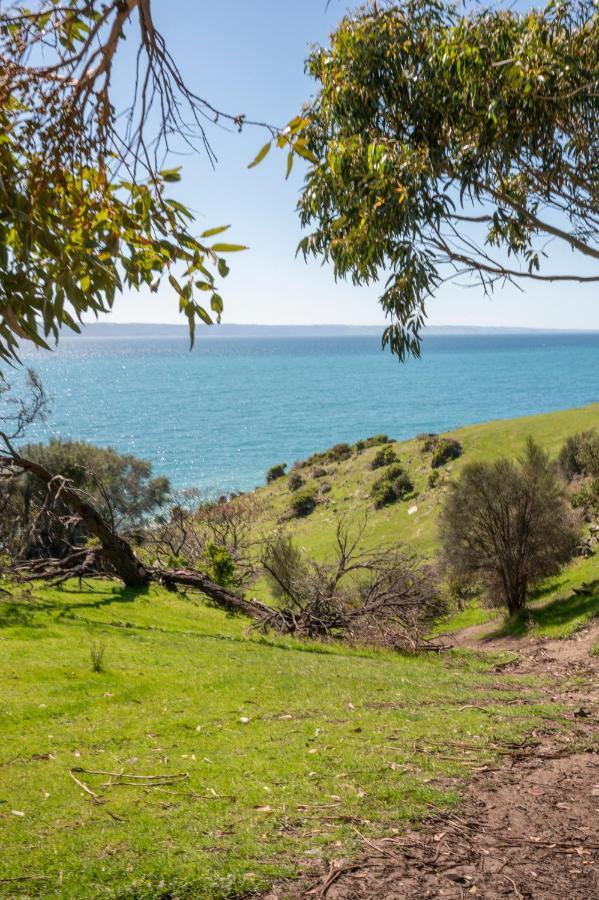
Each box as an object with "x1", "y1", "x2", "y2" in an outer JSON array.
[
  {"x1": 289, "y1": 0, "x2": 599, "y2": 358},
  {"x1": 0, "y1": 0, "x2": 276, "y2": 364}
]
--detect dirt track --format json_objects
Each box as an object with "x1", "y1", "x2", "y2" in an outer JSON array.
[{"x1": 265, "y1": 622, "x2": 599, "y2": 899}]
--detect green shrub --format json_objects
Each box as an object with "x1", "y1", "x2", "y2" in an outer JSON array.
[
  {"x1": 289, "y1": 485, "x2": 318, "y2": 517},
  {"x1": 266, "y1": 463, "x2": 287, "y2": 483},
  {"x1": 312, "y1": 466, "x2": 328, "y2": 478},
  {"x1": 558, "y1": 430, "x2": 598, "y2": 480},
  {"x1": 431, "y1": 438, "x2": 463, "y2": 468},
  {"x1": 428, "y1": 470, "x2": 440, "y2": 489},
  {"x1": 327, "y1": 442, "x2": 352, "y2": 462},
  {"x1": 354, "y1": 439, "x2": 366, "y2": 454},
  {"x1": 205, "y1": 543, "x2": 237, "y2": 588},
  {"x1": 371, "y1": 445, "x2": 398, "y2": 469},
  {"x1": 364, "y1": 434, "x2": 392, "y2": 447},
  {"x1": 371, "y1": 465, "x2": 414, "y2": 508}
]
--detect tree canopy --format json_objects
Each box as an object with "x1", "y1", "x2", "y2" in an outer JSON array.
[
  {"x1": 0, "y1": 0, "x2": 266, "y2": 365},
  {"x1": 295, "y1": 0, "x2": 598, "y2": 358}
]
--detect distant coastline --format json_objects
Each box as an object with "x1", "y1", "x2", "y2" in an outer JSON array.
[{"x1": 69, "y1": 322, "x2": 599, "y2": 339}]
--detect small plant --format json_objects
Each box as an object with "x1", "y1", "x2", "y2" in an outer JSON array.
[
  {"x1": 312, "y1": 466, "x2": 328, "y2": 478},
  {"x1": 418, "y1": 433, "x2": 438, "y2": 451},
  {"x1": 90, "y1": 640, "x2": 106, "y2": 673},
  {"x1": 266, "y1": 463, "x2": 287, "y2": 484},
  {"x1": 428, "y1": 470, "x2": 440, "y2": 489},
  {"x1": 354, "y1": 439, "x2": 366, "y2": 454},
  {"x1": 371, "y1": 445, "x2": 398, "y2": 469},
  {"x1": 431, "y1": 438, "x2": 463, "y2": 468},
  {"x1": 288, "y1": 471, "x2": 304, "y2": 492},
  {"x1": 289, "y1": 485, "x2": 318, "y2": 517},
  {"x1": 205, "y1": 543, "x2": 237, "y2": 588},
  {"x1": 364, "y1": 434, "x2": 392, "y2": 447}
]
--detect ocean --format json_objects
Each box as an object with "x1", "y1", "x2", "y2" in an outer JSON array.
[{"x1": 11, "y1": 331, "x2": 599, "y2": 495}]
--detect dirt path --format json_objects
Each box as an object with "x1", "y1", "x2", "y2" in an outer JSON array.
[{"x1": 265, "y1": 622, "x2": 599, "y2": 899}]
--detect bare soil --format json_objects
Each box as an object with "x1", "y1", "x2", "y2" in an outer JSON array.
[{"x1": 264, "y1": 622, "x2": 599, "y2": 899}]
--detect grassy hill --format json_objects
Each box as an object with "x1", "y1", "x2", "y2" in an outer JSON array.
[
  {"x1": 1, "y1": 405, "x2": 598, "y2": 897},
  {"x1": 253, "y1": 403, "x2": 599, "y2": 560}
]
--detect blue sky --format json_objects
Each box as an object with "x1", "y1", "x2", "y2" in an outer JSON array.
[{"x1": 107, "y1": 0, "x2": 597, "y2": 330}]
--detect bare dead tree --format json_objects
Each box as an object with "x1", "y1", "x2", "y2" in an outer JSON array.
[{"x1": 260, "y1": 519, "x2": 446, "y2": 650}]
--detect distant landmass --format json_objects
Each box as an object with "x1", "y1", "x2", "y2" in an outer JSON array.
[{"x1": 69, "y1": 322, "x2": 598, "y2": 339}]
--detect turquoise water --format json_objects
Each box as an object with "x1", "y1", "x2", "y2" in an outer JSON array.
[{"x1": 12, "y1": 332, "x2": 599, "y2": 494}]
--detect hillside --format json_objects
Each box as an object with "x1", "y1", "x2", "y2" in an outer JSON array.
[
  {"x1": 250, "y1": 404, "x2": 599, "y2": 623},
  {"x1": 1, "y1": 405, "x2": 598, "y2": 898}
]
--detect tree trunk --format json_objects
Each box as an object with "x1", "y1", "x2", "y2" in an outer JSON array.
[{"x1": 0, "y1": 445, "x2": 271, "y2": 619}]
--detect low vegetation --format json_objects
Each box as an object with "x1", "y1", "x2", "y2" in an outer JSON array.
[{"x1": 0, "y1": 579, "x2": 555, "y2": 898}]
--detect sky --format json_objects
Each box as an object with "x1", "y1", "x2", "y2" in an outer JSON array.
[{"x1": 104, "y1": 0, "x2": 597, "y2": 330}]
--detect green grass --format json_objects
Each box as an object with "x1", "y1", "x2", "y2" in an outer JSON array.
[
  {"x1": 0, "y1": 580, "x2": 553, "y2": 899},
  {"x1": 2, "y1": 405, "x2": 598, "y2": 896},
  {"x1": 430, "y1": 602, "x2": 498, "y2": 637}
]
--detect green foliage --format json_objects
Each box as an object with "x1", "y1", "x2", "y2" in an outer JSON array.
[
  {"x1": 440, "y1": 439, "x2": 580, "y2": 614},
  {"x1": 354, "y1": 439, "x2": 366, "y2": 454},
  {"x1": 364, "y1": 434, "x2": 392, "y2": 447},
  {"x1": 431, "y1": 438, "x2": 463, "y2": 469},
  {"x1": 295, "y1": 1, "x2": 599, "y2": 358},
  {"x1": 302, "y1": 442, "x2": 352, "y2": 467},
  {"x1": 428, "y1": 470, "x2": 440, "y2": 489},
  {"x1": 371, "y1": 464, "x2": 414, "y2": 508},
  {"x1": 0, "y1": 439, "x2": 169, "y2": 558},
  {"x1": 371, "y1": 445, "x2": 398, "y2": 469},
  {"x1": 289, "y1": 485, "x2": 318, "y2": 517},
  {"x1": 267, "y1": 463, "x2": 287, "y2": 484},
  {"x1": 0, "y1": 2, "x2": 247, "y2": 365},
  {"x1": 205, "y1": 543, "x2": 237, "y2": 589}
]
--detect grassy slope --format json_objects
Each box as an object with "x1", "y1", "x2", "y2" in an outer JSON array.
[
  {"x1": 253, "y1": 404, "x2": 599, "y2": 637},
  {"x1": 1, "y1": 405, "x2": 598, "y2": 897},
  {"x1": 1, "y1": 582, "x2": 551, "y2": 899}
]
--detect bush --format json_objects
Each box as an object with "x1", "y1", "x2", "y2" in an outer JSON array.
[
  {"x1": 371, "y1": 464, "x2": 414, "y2": 508},
  {"x1": 364, "y1": 434, "x2": 392, "y2": 447},
  {"x1": 302, "y1": 442, "x2": 352, "y2": 468},
  {"x1": 288, "y1": 471, "x2": 304, "y2": 492},
  {"x1": 354, "y1": 440, "x2": 366, "y2": 454},
  {"x1": 371, "y1": 445, "x2": 398, "y2": 469},
  {"x1": 327, "y1": 443, "x2": 352, "y2": 462},
  {"x1": 431, "y1": 438, "x2": 463, "y2": 468},
  {"x1": 439, "y1": 439, "x2": 580, "y2": 615},
  {"x1": 559, "y1": 430, "x2": 599, "y2": 519},
  {"x1": 266, "y1": 463, "x2": 287, "y2": 483},
  {"x1": 312, "y1": 466, "x2": 328, "y2": 479},
  {"x1": 428, "y1": 470, "x2": 440, "y2": 489},
  {"x1": 289, "y1": 485, "x2": 318, "y2": 517},
  {"x1": 418, "y1": 433, "x2": 438, "y2": 451}
]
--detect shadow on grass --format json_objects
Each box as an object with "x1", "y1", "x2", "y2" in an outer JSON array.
[
  {"x1": 1, "y1": 583, "x2": 151, "y2": 629},
  {"x1": 488, "y1": 580, "x2": 599, "y2": 639}
]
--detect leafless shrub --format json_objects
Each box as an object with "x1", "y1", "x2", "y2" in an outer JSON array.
[
  {"x1": 147, "y1": 490, "x2": 261, "y2": 588},
  {"x1": 260, "y1": 519, "x2": 444, "y2": 650}
]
